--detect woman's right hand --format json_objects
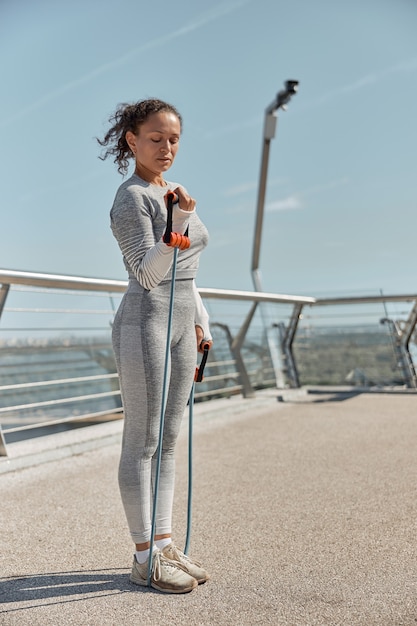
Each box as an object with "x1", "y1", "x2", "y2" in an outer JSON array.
[{"x1": 195, "y1": 325, "x2": 213, "y2": 354}]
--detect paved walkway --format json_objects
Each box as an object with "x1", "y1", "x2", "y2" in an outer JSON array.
[{"x1": 1, "y1": 388, "x2": 417, "y2": 625}]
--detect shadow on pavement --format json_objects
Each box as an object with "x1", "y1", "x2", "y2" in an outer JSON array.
[
  {"x1": 278, "y1": 386, "x2": 417, "y2": 404},
  {"x1": 0, "y1": 568, "x2": 152, "y2": 614}
]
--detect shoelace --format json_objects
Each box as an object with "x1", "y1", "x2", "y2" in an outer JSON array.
[
  {"x1": 152, "y1": 551, "x2": 185, "y2": 582},
  {"x1": 168, "y1": 544, "x2": 202, "y2": 567}
]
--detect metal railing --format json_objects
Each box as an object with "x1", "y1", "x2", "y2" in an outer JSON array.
[{"x1": 1, "y1": 268, "x2": 417, "y2": 457}]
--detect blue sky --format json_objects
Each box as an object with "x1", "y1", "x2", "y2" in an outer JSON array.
[{"x1": 1, "y1": 0, "x2": 416, "y2": 298}]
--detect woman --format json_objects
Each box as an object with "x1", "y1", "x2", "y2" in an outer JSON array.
[{"x1": 98, "y1": 99, "x2": 212, "y2": 594}]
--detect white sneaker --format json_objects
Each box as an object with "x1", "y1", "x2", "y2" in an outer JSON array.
[
  {"x1": 162, "y1": 543, "x2": 210, "y2": 584},
  {"x1": 130, "y1": 550, "x2": 197, "y2": 594}
]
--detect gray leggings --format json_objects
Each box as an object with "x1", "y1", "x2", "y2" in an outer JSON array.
[{"x1": 112, "y1": 278, "x2": 196, "y2": 545}]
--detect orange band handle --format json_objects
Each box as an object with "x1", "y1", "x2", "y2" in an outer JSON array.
[{"x1": 166, "y1": 232, "x2": 191, "y2": 250}]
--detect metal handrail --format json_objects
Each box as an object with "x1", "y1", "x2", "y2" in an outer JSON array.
[
  {"x1": 4, "y1": 408, "x2": 124, "y2": 435},
  {"x1": 0, "y1": 269, "x2": 127, "y2": 293},
  {"x1": 2, "y1": 268, "x2": 417, "y2": 457},
  {"x1": 198, "y1": 287, "x2": 315, "y2": 305},
  {"x1": 0, "y1": 269, "x2": 315, "y2": 454},
  {"x1": 2, "y1": 269, "x2": 417, "y2": 350},
  {"x1": 0, "y1": 373, "x2": 119, "y2": 392},
  {"x1": 0, "y1": 269, "x2": 315, "y2": 306},
  {"x1": 0, "y1": 270, "x2": 316, "y2": 400},
  {"x1": 315, "y1": 294, "x2": 417, "y2": 306}
]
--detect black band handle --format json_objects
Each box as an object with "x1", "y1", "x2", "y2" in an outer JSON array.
[
  {"x1": 195, "y1": 342, "x2": 210, "y2": 383},
  {"x1": 163, "y1": 191, "x2": 177, "y2": 244}
]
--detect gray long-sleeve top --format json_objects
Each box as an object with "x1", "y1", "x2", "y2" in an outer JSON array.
[{"x1": 110, "y1": 173, "x2": 211, "y2": 339}]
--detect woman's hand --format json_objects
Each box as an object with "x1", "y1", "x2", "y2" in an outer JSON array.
[
  {"x1": 195, "y1": 325, "x2": 213, "y2": 354},
  {"x1": 174, "y1": 186, "x2": 196, "y2": 212}
]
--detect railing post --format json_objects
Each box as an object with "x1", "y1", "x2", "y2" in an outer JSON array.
[
  {"x1": 0, "y1": 426, "x2": 7, "y2": 457},
  {"x1": 213, "y1": 320, "x2": 255, "y2": 399},
  {"x1": 0, "y1": 284, "x2": 10, "y2": 455},
  {"x1": 381, "y1": 315, "x2": 417, "y2": 389},
  {"x1": 0, "y1": 283, "x2": 10, "y2": 322},
  {"x1": 400, "y1": 305, "x2": 417, "y2": 388},
  {"x1": 281, "y1": 303, "x2": 304, "y2": 388},
  {"x1": 381, "y1": 300, "x2": 417, "y2": 388}
]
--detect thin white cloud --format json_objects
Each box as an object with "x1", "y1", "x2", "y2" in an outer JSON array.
[
  {"x1": 225, "y1": 199, "x2": 254, "y2": 216},
  {"x1": 203, "y1": 115, "x2": 260, "y2": 139},
  {"x1": 224, "y1": 176, "x2": 287, "y2": 198},
  {"x1": 300, "y1": 57, "x2": 417, "y2": 110},
  {"x1": 207, "y1": 234, "x2": 235, "y2": 249},
  {"x1": 300, "y1": 177, "x2": 349, "y2": 197},
  {"x1": 1, "y1": 0, "x2": 252, "y2": 129},
  {"x1": 200, "y1": 57, "x2": 417, "y2": 141},
  {"x1": 325, "y1": 241, "x2": 346, "y2": 248},
  {"x1": 224, "y1": 181, "x2": 258, "y2": 197},
  {"x1": 266, "y1": 195, "x2": 302, "y2": 212},
  {"x1": 265, "y1": 177, "x2": 349, "y2": 212},
  {"x1": 18, "y1": 168, "x2": 106, "y2": 203},
  {"x1": 224, "y1": 177, "x2": 347, "y2": 213}
]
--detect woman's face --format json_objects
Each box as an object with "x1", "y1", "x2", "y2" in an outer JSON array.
[{"x1": 127, "y1": 111, "x2": 181, "y2": 179}]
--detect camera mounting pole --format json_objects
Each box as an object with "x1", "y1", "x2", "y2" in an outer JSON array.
[
  {"x1": 250, "y1": 80, "x2": 299, "y2": 388},
  {"x1": 251, "y1": 80, "x2": 299, "y2": 287}
]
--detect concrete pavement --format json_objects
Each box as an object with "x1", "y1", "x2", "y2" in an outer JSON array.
[{"x1": 1, "y1": 388, "x2": 417, "y2": 625}]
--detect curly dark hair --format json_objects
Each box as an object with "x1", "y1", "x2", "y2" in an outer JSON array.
[{"x1": 97, "y1": 98, "x2": 183, "y2": 176}]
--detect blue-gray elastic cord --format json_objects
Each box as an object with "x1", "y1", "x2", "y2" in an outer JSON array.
[
  {"x1": 148, "y1": 245, "x2": 178, "y2": 586},
  {"x1": 184, "y1": 381, "x2": 195, "y2": 555},
  {"x1": 148, "y1": 191, "x2": 178, "y2": 586}
]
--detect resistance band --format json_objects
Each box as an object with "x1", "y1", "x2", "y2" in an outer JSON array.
[
  {"x1": 148, "y1": 192, "x2": 209, "y2": 582},
  {"x1": 184, "y1": 341, "x2": 210, "y2": 555},
  {"x1": 147, "y1": 191, "x2": 192, "y2": 586}
]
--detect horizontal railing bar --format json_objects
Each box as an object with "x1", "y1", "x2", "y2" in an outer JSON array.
[
  {"x1": 1, "y1": 269, "x2": 315, "y2": 304},
  {"x1": 300, "y1": 312, "x2": 409, "y2": 320},
  {"x1": 0, "y1": 365, "x2": 108, "y2": 376},
  {"x1": 194, "y1": 385, "x2": 242, "y2": 399},
  {"x1": 0, "y1": 269, "x2": 127, "y2": 293},
  {"x1": 0, "y1": 347, "x2": 112, "y2": 356},
  {"x1": 1, "y1": 267, "x2": 416, "y2": 447},
  {"x1": 315, "y1": 294, "x2": 417, "y2": 306},
  {"x1": 200, "y1": 372, "x2": 239, "y2": 383},
  {"x1": 3, "y1": 408, "x2": 124, "y2": 434},
  {"x1": 0, "y1": 327, "x2": 112, "y2": 332},
  {"x1": 0, "y1": 390, "x2": 121, "y2": 413},
  {"x1": 199, "y1": 287, "x2": 315, "y2": 305},
  {"x1": 11, "y1": 285, "x2": 121, "y2": 298},
  {"x1": 0, "y1": 373, "x2": 119, "y2": 392},
  {"x1": 197, "y1": 359, "x2": 236, "y2": 368},
  {"x1": 4, "y1": 308, "x2": 115, "y2": 314},
  {"x1": 4, "y1": 268, "x2": 416, "y2": 307}
]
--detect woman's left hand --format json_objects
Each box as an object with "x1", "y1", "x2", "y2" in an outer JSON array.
[
  {"x1": 174, "y1": 186, "x2": 196, "y2": 212},
  {"x1": 195, "y1": 325, "x2": 213, "y2": 354}
]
